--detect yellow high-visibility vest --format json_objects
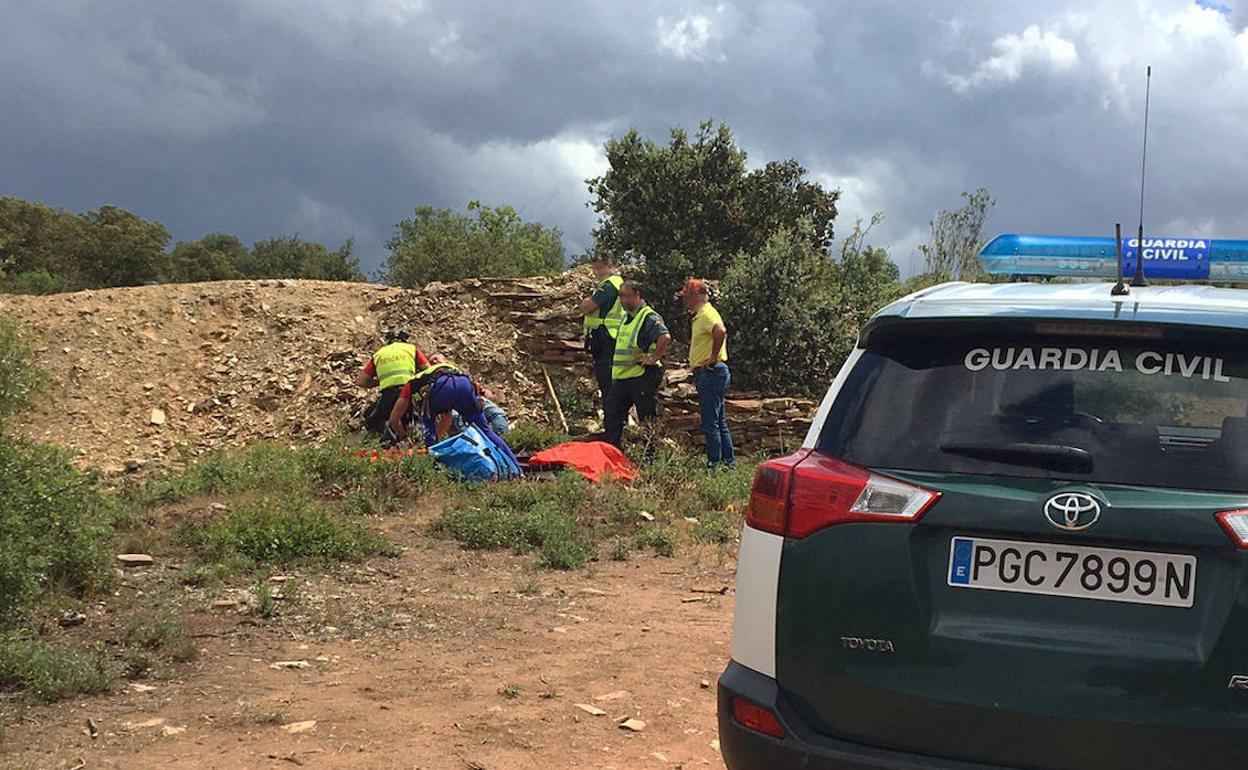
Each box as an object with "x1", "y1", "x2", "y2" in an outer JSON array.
[
  {"x1": 582, "y1": 274, "x2": 625, "y2": 340},
  {"x1": 612, "y1": 305, "x2": 662, "y2": 381},
  {"x1": 373, "y1": 342, "x2": 418, "y2": 390}
]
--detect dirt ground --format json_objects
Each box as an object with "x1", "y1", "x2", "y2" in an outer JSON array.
[{"x1": 0, "y1": 506, "x2": 737, "y2": 770}]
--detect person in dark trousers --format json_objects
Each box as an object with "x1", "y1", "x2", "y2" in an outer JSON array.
[
  {"x1": 356, "y1": 329, "x2": 429, "y2": 436},
  {"x1": 579, "y1": 255, "x2": 625, "y2": 405},
  {"x1": 386, "y1": 357, "x2": 520, "y2": 468},
  {"x1": 679, "y1": 278, "x2": 735, "y2": 468},
  {"x1": 603, "y1": 281, "x2": 671, "y2": 450}
]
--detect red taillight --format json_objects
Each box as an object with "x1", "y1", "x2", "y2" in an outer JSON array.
[
  {"x1": 745, "y1": 450, "x2": 809, "y2": 535},
  {"x1": 747, "y1": 451, "x2": 940, "y2": 539},
  {"x1": 731, "y1": 696, "x2": 787, "y2": 739},
  {"x1": 1216, "y1": 509, "x2": 1248, "y2": 548}
]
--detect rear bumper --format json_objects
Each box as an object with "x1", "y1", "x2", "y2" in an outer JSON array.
[{"x1": 717, "y1": 661, "x2": 1018, "y2": 770}]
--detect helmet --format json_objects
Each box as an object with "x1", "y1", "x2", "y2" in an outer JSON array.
[{"x1": 383, "y1": 329, "x2": 410, "y2": 343}]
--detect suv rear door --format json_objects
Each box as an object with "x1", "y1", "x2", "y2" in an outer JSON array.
[{"x1": 775, "y1": 318, "x2": 1248, "y2": 769}]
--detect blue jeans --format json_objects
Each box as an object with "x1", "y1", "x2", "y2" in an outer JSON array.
[
  {"x1": 452, "y1": 398, "x2": 509, "y2": 436},
  {"x1": 694, "y1": 363, "x2": 735, "y2": 467}
]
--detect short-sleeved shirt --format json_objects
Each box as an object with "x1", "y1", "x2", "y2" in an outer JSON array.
[
  {"x1": 630, "y1": 308, "x2": 669, "y2": 354},
  {"x1": 689, "y1": 302, "x2": 728, "y2": 366},
  {"x1": 361, "y1": 348, "x2": 430, "y2": 381},
  {"x1": 590, "y1": 278, "x2": 621, "y2": 319}
]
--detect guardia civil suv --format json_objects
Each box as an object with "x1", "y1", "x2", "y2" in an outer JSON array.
[{"x1": 718, "y1": 234, "x2": 1248, "y2": 769}]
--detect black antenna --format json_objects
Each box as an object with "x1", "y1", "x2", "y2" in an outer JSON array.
[
  {"x1": 1111, "y1": 222, "x2": 1129, "y2": 296},
  {"x1": 1132, "y1": 65, "x2": 1152, "y2": 287}
]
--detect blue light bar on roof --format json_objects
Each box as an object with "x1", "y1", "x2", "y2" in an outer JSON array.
[{"x1": 979, "y1": 234, "x2": 1248, "y2": 282}]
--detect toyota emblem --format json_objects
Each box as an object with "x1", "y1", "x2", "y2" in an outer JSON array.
[{"x1": 1044, "y1": 492, "x2": 1102, "y2": 532}]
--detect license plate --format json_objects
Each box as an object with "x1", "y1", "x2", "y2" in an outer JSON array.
[{"x1": 947, "y1": 536, "x2": 1197, "y2": 608}]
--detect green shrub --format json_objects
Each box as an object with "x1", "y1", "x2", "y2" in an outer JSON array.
[
  {"x1": 396, "y1": 452, "x2": 449, "y2": 494},
  {"x1": 134, "y1": 443, "x2": 313, "y2": 505},
  {"x1": 433, "y1": 476, "x2": 594, "y2": 569},
  {"x1": 525, "y1": 504, "x2": 592, "y2": 570},
  {"x1": 5, "y1": 269, "x2": 64, "y2": 296},
  {"x1": 0, "y1": 633, "x2": 115, "y2": 703},
  {"x1": 136, "y1": 442, "x2": 446, "y2": 510},
  {"x1": 0, "y1": 318, "x2": 42, "y2": 420},
  {"x1": 0, "y1": 437, "x2": 116, "y2": 628},
  {"x1": 694, "y1": 463, "x2": 756, "y2": 510},
  {"x1": 384, "y1": 201, "x2": 565, "y2": 287},
  {"x1": 297, "y1": 442, "x2": 388, "y2": 489},
  {"x1": 693, "y1": 510, "x2": 738, "y2": 544},
  {"x1": 124, "y1": 612, "x2": 183, "y2": 650},
  {"x1": 433, "y1": 508, "x2": 525, "y2": 550},
  {"x1": 180, "y1": 496, "x2": 397, "y2": 566},
  {"x1": 718, "y1": 227, "x2": 848, "y2": 396},
  {"x1": 552, "y1": 380, "x2": 597, "y2": 423},
  {"x1": 504, "y1": 422, "x2": 571, "y2": 454},
  {"x1": 632, "y1": 527, "x2": 678, "y2": 557},
  {"x1": 254, "y1": 580, "x2": 276, "y2": 619},
  {"x1": 341, "y1": 488, "x2": 402, "y2": 517}
]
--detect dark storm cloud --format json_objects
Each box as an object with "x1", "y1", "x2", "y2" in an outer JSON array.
[{"x1": 2, "y1": 0, "x2": 1246, "y2": 276}]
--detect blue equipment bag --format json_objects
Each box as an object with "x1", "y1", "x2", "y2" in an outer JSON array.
[{"x1": 428, "y1": 424, "x2": 522, "y2": 481}]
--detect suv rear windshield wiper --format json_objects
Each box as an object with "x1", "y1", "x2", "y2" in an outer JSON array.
[{"x1": 939, "y1": 442, "x2": 1093, "y2": 474}]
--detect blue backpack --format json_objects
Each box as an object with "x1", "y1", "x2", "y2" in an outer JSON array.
[{"x1": 428, "y1": 425, "x2": 522, "y2": 481}]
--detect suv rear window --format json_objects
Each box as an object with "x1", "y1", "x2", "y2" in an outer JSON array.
[{"x1": 818, "y1": 321, "x2": 1248, "y2": 493}]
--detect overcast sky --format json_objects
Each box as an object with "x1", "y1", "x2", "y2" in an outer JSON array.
[{"x1": 4, "y1": 0, "x2": 1248, "y2": 277}]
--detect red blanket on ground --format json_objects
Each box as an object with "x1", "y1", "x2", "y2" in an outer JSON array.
[{"x1": 528, "y1": 441, "x2": 638, "y2": 483}]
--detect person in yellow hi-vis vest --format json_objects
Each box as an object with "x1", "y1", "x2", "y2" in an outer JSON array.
[
  {"x1": 356, "y1": 329, "x2": 429, "y2": 436},
  {"x1": 603, "y1": 281, "x2": 671, "y2": 450},
  {"x1": 579, "y1": 255, "x2": 626, "y2": 404}
]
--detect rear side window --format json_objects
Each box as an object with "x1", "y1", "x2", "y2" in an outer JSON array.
[{"x1": 818, "y1": 321, "x2": 1248, "y2": 493}]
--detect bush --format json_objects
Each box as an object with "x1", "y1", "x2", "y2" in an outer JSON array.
[
  {"x1": 133, "y1": 443, "x2": 313, "y2": 505},
  {"x1": 0, "y1": 437, "x2": 116, "y2": 628},
  {"x1": 180, "y1": 496, "x2": 398, "y2": 566},
  {"x1": 136, "y1": 442, "x2": 447, "y2": 508},
  {"x1": 505, "y1": 422, "x2": 571, "y2": 454},
  {"x1": 6, "y1": 269, "x2": 63, "y2": 295},
  {"x1": 124, "y1": 611, "x2": 183, "y2": 650},
  {"x1": 433, "y1": 474, "x2": 594, "y2": 569},
  {"x1": 0, "y1": 318, "x2": 42, "y2": 421},
  {"x1": 693, "y1": 463, "x2": 756, "y2": 510},
  {"x1": 693, "y1": 510, "x2": 738, "y2": 544},
  {"x1": 718, "y1": 228, "x2": 845, "y2": 396},
  {"x1": 0, "y1": 633, "x2": 115, "y2": 703},
  {"x1": 385, "y1": 201, "x2": 565, "y2": 287},
  {"x1": 632, "y1": 527, "x2": 677, "y2": 557}
]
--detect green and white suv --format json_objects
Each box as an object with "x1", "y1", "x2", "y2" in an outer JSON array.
[{"x1": 719, "y1": 247, "x2": 1248, "y2": 769}]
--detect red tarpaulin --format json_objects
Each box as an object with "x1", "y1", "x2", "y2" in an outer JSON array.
[{"x1": 528, "y1": 441, "x2": 638, "y2": 484}]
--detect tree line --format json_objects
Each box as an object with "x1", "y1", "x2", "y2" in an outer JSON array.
[{"x1": 0, "y1": 197, "x2": 365, "y2": 293}]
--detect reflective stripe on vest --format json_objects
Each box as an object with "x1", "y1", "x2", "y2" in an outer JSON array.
[
  {"x1": 582, "y1": 274, "x2": 625, "y2": 339},
  {"x1": 612, "y1": 305, "x2": 661, "y2": 381},
  {"x1": 373, "y1": 342, "x2": 418, "y2": 390}
]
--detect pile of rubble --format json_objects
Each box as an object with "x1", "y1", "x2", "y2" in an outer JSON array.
[
  {"x1": 0, "y1": 269, "x2": 819, "y2": 472},
  {"x1": 1, "y1": 280, "x2": 388, "y2": 472}
]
